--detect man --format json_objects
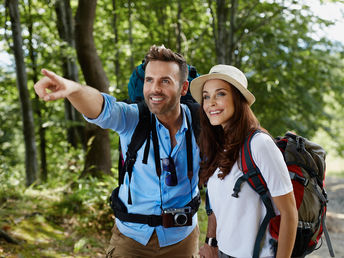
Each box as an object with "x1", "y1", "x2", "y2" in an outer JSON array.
[{"x1": 34, "y1": 45, "x2": 200, "y2": 257}]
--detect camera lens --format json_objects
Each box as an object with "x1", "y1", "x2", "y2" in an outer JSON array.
[{"x1": 174, "y1": 213, "x2": 188, "y2": 226}]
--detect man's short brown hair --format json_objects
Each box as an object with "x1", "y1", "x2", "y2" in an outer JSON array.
[{"x1": 144, "y1": 45, "x2": 188, "y2": 85}]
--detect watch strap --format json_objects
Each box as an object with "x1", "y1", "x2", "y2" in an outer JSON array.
[
  {"x1": 206, "y1": 208, "x2": 213, "y2": 216},
  {"x1": 205, "y1": 236, "x2": 218, "y2": 247}
]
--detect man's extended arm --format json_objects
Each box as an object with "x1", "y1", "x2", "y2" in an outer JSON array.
[{"x1": 34, "y1": 69, "x2": 103, "y2": 119}]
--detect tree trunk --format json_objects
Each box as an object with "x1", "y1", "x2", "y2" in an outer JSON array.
[
  {"x1": 112, "y1": 0, "x2": 120, "y2": 88},
  {"x1": 6, "y1": 0, "x2": 38, "y2": 186},
  {"x1": 55, "y1": 0, "x2": 86, "y2": 150},
  {"x1": 176, "y1": 0, "x2": 182, "y2": 53},
  {"x1": 214, "y1": 0, "x2": 239, "y2": 65},
  {"x1": 228, "y1": 0, "x2": 238, "y2": 65},
  {"x1": 215, "y1": 0, "x2": 229, "y2": 64},
  {"x1": 27, "y1": 0, "x2": 48, "y2": 182},
  {"x1": 208, "y1": 0, "x2": 218, "y2": 58},
  {"x1": 128, "y1": 0, "x2": 134, "y2": 71},
  {"x1": 74, "y1": 0, "x2": 112, "y2": 177}
]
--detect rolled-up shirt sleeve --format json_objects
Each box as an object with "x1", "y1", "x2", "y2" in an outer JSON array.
[{"x1": 83, "y1": 93, "x2": 139, "y2": 135}]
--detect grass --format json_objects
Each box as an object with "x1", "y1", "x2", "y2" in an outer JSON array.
[
  {"x1": 0, "y1": 172, "x2": 116, "y2": 257},
  {"x1": 198, "y1": 189, "x2": 208, "y2": 245}
]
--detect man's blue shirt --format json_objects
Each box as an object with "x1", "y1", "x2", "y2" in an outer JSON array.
[{"x1": 84, "y1": 93, "x2": 200, "y2": 247}]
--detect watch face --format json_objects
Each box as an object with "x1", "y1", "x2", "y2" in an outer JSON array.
[{"x1": 206, "y1": 237, "x2": 218, "y2": 247}]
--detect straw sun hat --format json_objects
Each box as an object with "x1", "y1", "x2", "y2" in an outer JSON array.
[{"x1": 190, "y1": 64, "x2": 255, "y2": 106}]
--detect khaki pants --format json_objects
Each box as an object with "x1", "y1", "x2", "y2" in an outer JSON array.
[{"x1": 106, "y1": 223, "x2": 199, "y2": 258}]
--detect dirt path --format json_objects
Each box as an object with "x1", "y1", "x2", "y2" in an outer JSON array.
[{"x1": 308, "y1": 176, "x2": 344, "y2": 258}]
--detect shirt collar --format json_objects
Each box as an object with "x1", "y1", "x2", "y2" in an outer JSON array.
[{"x1": 155, "y1": 105, "x2": 189, "y2": 134}]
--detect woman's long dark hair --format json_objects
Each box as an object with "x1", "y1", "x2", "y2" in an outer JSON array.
[{"x1": 198, "y1": 83, "x2": 260, "y2": 186}]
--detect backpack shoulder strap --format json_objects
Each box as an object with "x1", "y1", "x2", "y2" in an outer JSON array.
[
  {"x1": 120, "y1": 101, "x2": 151, "y2": 204},
  {"x1": 127, "y1": 101, "x2": 151, "y2": 155},
  {"x1": 183, "y1": 101, "x2": 200, "y2": 139},
  {"x1": 182, "y1": 102, "x2": 200, "y2": 182},
  {"x1": 232, "y1": 129, "x2": 276, "y2": 258},
  {"x1": 240, "y1": 130, "x2": 268, "y2": 194}
]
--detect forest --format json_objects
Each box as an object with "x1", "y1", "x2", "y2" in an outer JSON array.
[{"x1": 0, "y1": 0, "x2": 344, "y2": 256}]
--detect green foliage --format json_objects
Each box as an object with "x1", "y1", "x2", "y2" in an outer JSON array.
[
  {"x1": 0, "y1": 0, "x2": 343, "y2": 183},
  {"x1": 52, "y1": 175, "x2": 116, "y2": 218},
  {"x1": 198, "y1": 188, "x2": 208, "y2": 244},
  {"x1": 0, "y1": 165, "x2": 116, "y2": 256},
  {"x1": 205, "y1": 0, "x2": 344, "y2": 139},
  {"x1": 0, "y1": 70, "x2": 23, "y2": 167},
  {"x1": 1, "y1": 0, "x2": 342, "y2": 253}
]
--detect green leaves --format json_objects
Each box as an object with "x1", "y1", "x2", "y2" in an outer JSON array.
[
  {"x1": 1, "y1": 0, "x2": 343, "y2": 174},
  {"x1": 228, "y1": 1, "x2": 344, "y2": 138}
]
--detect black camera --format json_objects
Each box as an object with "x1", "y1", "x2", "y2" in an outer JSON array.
[{"x1": 162, "y1": 207, "x2": 192, "y2": 228}]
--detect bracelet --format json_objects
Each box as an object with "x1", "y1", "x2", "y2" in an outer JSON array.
[{"x1": 205, "y1": 236, "x2": 218, "y2": 247}]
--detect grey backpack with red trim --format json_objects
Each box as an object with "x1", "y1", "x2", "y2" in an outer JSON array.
[{"x1": 232, "y1": 130, "x2": 335, "y2": 258}]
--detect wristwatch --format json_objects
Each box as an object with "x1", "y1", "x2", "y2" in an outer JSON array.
[
  {"x1": 206, "y1": 208, "x2": 213, "y2": 216},
  {"x1": 205, "y1": 237, "x2": 218, "y2": 247}
]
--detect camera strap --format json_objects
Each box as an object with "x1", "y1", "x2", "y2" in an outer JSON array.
[
  {"x1": 150, "y1": 110, "x2": 193, "y2": 181},
  {"x1": 150, "y1": 109, "x2": 194, "y2": 203}
]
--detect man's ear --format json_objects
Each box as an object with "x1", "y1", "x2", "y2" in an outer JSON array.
[{"x1": 180, "y1": 81, "x2": 189, "y2": 96}]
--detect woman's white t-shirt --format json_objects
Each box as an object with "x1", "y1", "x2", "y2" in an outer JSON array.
[{"x1": 207, "y1": 133, "x2": 293, "y2": 258}]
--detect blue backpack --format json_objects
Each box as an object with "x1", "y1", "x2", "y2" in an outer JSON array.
[{"x1": 127, "y1": 61, "x2": 199, "y2": 103}]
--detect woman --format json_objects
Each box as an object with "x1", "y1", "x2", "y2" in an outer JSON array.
[{"x1": 190, "y1": 65, "x2": 298, "y2": 258}]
